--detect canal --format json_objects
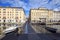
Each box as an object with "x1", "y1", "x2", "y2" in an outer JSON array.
[{"x1": 1, "y1": 22, "x2": 60, "y2": 40}]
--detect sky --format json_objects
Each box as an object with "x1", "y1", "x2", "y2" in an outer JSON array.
[{"x1": 0, "y1": 0, "x2": 60, "y2": 17}]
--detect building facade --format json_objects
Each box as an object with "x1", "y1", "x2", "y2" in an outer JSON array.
[
  {"x1": 29, "y1": 7, "x2": 60, "y2": 23},
  {"x1": 0, "y1": 7, "x2": 26, "y2": 27},
  {"x1": 51, "y1": 11, "x2": 60, "y2": 22},
  {"x1": 0, "y1": 7, "x2": 26, "y2": 34},
  {"x1": 29, "y1": 8, "x2": 49, "y2": 23}
]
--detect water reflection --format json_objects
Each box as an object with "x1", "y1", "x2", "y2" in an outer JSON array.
[
  {"x1": 31, "y1": 24, "x2": 60, "y2": 33},
  {"x1": 1, "y1": 23, "x2": 60, "y2": 40},
  {"x1": 24, "y1": 23, "x2": 28, "y2": 34},
  {"x1": 46, "y1": 25, "x2": 60, "y2": 29},
  {"x1": 46, "y1": 24, "x2": 60, "y2": 33},
  {"x1": 31, "y1": 24, "x2": 49, "y2": 33},
  {"x1": 0, "y1": 23, "x2": 23, "y2": 35}
]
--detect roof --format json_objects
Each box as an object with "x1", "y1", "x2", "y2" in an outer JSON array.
[{"x1": 0, "y1": 7, "x2": 23, "y2": 9}]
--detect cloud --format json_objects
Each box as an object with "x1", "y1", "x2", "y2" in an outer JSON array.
[
  {"x1": 53, "y1": 8, "x2": 59, "y2": 11},
  {"x1": 0, "y1": 0, "x2": 60, "y2": 10},
  {"x1": 0, "y1": 0, "x2": 60, "y2": 16},
  {"x1": 28, "y1": 0, "x2": 60, "y2": 10},
  {"x1": 0, "y1": 0, "x2": 29, "y2": 16},
  {"x1": 0, "y1": 0, "x2": 27, "y2": 7},
  {"x1": 29, "y1": 0, "x2": 50, "y2": 8}
]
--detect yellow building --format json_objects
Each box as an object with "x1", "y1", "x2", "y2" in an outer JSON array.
[
  {"x1": 51, "y1": 11, "x2": 60, "y2": 22},
  {"x1": 29, "y1": 8, "x2": 53, "y2": 23},
  {"x1": 47, "y1": 11, "x2": 60, "y2": 24},
  {"x1": 0, "y1": 7, "x2": 26, "y2": 35},
  {"x1": 0, "y1": 7, "x2": 26, "y2": 27}
]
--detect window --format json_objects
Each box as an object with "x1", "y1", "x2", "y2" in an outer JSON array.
[
  {"x1": 16, "y1": 11, "x2": 18, "y2": 13},
  {"x1": 20, "y1": 17, "x2": 21, "y2": 18},
  {"x1": 8, "y1": 14, "x2": 9, "y2": 15},
  {"x1": 0, "y1": 24, "x2": 1, "y2": 26},
  {"x1": 33, "y1": 20, "x2": 35, "y2": 22},
  {"x1": 0, "y1": 14, "x2": 1, "y2": 15},
  {"x1": 0, "y1": 17, "x2": 1, "y2": 18},
  {"x1": 3, "y1": 14, "x2": 6, "y2": 15},
  {"x1": 3, "y1": 9, "x2": 6, "y2": 10},
  {"x1": 0, "y1": 11, "x2": 1, "y2": 13},
  {"x1": 3, "y1": 17, "x2": 6, "y2": 19},
  {"x1": 16, "y1": 14, "x2": 18, "y2": 15},
  {"x1": 10, "y1": 20, "x2": 11, "y2": 22},
  {"x1": 15, "y1": 17, "x2": 18, "y2": 19},
  {"x1": 8, "y1": 17, "x2": 9, "y2": 18},
  {"x1": 10, "y1": 14, "x2": 11, "y2": 15},
  {"x1": 0, "y1": 20, "x2": 1, "y2": 22},
  {"x1": 10, "y1": 17, "x2": 11, "y2": 18},
  {"x1": 3, "y1": 11, "x2": 6, "y2": 13},
  {"x1": 3, "y1": 20, "x2": 5, "y2": 22},
  {"x1": 8, "y1": 12, "x2": 9, "y2": 13},
  {"x1": 20, "y1": 20, "x2": 21, "y2": 22},
  {"x1": 12, "y1": 17, "x2": 13, "y2": 18},
  {"x1": 10, "y1": 12, "x2": 11, "y2": 13},
  {"x1": 16, "y1": 20, "x2": 18, "y2": 22}
]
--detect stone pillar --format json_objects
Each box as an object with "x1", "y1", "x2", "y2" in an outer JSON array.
[
  {"x1": 17, "y1": 27, "x2": 22, "y2": 34},
  {"x1": 0, "y1": 27, "x2": 4, "y2": 35}
]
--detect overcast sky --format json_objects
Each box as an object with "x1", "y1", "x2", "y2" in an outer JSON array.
[{"x1": 0, "y1": 0, "x2": 60, "y2": 17}]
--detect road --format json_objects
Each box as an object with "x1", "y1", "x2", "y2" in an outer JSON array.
[{"x1": 1, "y1": 22, "x2": 60, "y2": 40}]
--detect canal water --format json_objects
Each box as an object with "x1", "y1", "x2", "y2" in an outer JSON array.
[
  {"x1": 46, "y1": 25, "x2": 60, "y2": 29},
  {"x1": 24, "y1": 23, "x2": 28, "y2": 34},
  {"x1": 46, "y1": 25, "x2": 60, "y2": 33},
  {"x1": 24, "y1": 23, "x2": 50, "y2": 34},
  {"x1": 31, "y1": 24, "x2": 50, "y2": 33},
  {"x1": 1, "y1": 23, "x2": 60, "y2": 40}
]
